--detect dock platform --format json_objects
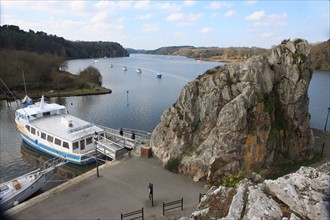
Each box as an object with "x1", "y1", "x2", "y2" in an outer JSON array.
[{"x1": 96, "y1": 126, "x2": 150, "y2": 160}]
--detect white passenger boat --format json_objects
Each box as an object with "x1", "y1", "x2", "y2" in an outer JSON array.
[{"x1": 15, "y1": 96, "x2": 105, "y2": 165}]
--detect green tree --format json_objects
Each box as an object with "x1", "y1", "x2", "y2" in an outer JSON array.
[{"x1": 78, "y1": 66, "x2": 103, "y2": 86}]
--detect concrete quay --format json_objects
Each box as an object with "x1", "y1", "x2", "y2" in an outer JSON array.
[{"x1": 5, "y1": 155, "x2": 206, "y2": 220}]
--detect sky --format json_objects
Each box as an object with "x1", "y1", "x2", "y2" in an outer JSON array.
[{"x1": 1, "y1": 0, "x2": 329, "y2": 50}]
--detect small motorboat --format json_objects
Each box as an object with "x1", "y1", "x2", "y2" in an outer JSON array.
[
  {"x1": 0, "y1": 158, "x2": 66, "y2": 211},
  {"x1": 123, "y1": 66, "x2": 127, "y2": 71},
  {"x1": 136, "y1": 68, "x2": 142, "y2": 74},
  {"x1": 1, "y1": 170, "x2": 46, "y2": 211},
  {"x1": 157, "y1": 73, "x2": 162, "y2": 78}
]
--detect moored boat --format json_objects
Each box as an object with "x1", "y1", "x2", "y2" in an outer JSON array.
[
  {"x1": 15, "y1": 96, "x2": 105, "y2": 165},
  {"x1": 0, "y1": 169, "x2": 46, "y2": 211}
]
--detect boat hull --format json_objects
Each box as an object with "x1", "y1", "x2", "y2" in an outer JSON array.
[
  {"x1": 0, "y1": 174, "x2": 46, "y2": 211},
  {"x1": 19, "y1": 130, "x2": 96, "y2": 165}
]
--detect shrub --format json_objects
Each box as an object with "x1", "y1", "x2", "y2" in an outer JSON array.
[{"x1": 165, "y1": 157, "x2": 181, "y2": 172}]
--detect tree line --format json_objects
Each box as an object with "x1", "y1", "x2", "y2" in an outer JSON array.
[{"x1": 0, "y1": 25, "x2": 128, "y2": 59}]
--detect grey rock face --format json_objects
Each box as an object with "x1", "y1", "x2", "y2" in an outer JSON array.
[
  {"x1": 192, "y1": 162, "x2": 330, "y2": 220},
  {"x1": 149, "y1": 39, "x2": 314, "y2": 182}
]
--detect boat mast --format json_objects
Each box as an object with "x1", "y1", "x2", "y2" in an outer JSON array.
[{"x1": 22, "y1": 69, "x2": 27, "y2": 96}]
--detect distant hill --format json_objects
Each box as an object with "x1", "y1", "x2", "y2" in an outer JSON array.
[
  {"x1": 0, "y1": 25, "x2": 128, "y2": 59},
  {"x1": 138, "y1": 40, "x2": 329, "y2": 71},
  {"x1": 310, "y1": 40, "x2": 330, "y2": 70}
]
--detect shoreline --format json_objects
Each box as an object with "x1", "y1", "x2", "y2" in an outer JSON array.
[{"x1": 0, "y1": 87, "x2": 112, "y2": 101}]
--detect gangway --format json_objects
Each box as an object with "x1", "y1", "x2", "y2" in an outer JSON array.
[
  {"x1": 98, "y1": 126, "x2": 151, "y2": 149},
  {"x1": 96, "y1": 135, "x2": 127, "y2": 160},
  {"x1": 95, "y1": 126, "x2": 151, "y2": 160}
]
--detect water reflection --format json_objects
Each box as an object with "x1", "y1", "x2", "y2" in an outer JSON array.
[{"x1": 19, "y1": 142, "x2": 99, "y2": 190}]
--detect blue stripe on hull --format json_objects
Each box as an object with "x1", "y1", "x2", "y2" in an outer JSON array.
[{"x1": 20, "y1": 132, "x2": 95, "y2": 165}]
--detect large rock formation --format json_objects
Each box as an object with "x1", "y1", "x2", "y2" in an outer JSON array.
[
  {"x1": 190, "y1": 162, "x2": 330, "y2": 220},
  {"x1": 149, "y1": 39, "x2": 315, "y2": 182}
]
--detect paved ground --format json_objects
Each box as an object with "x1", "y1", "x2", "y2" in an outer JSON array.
[
  {"x1": 6, "y1": 155, "x2": 205, "y2": 220},
  {"x1": 4, "y1": 129, "x2": 329, "y2": 220}
]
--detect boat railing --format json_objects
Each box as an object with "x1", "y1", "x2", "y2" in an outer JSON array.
[
  {"x1": 42, "y1": 157, "x2": 68, "y2": 173},
  {"x1": 98, "y1": 125, "x2": 151, "y2": 145}
]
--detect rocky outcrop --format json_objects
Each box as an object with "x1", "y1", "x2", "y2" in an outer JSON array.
[
  {"x1": 191, "y1": 162, "x2": 330, "y2": 220},
  {"x1": 149, "y1": 39, "x2": 315, "y2": 181}
]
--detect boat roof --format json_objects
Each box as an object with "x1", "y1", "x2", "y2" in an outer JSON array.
[
  {"x1": 16, "y1": 98, "x2": 65, "y2": 117},
  {"x1": 30, "y1": 114, "x2": 103, "y2": 142}
]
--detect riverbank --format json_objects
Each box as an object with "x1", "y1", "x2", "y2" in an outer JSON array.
[{"x1": 0, "y1": 87, "x2": 112, "y2": 101}]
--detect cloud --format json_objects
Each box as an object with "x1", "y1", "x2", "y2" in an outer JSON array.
[
  {"x1": 90, "y1": 12, "x2": 108, "y2": 23},
  {"x1": 69, "y1": 1, "x2": 85, "y2": 10},
  {"x1": 206, "y1": 1, "x2": 231, "y2": 9},
  {"x1": 274, "y1": 21, "x2": 288, "y2": 27},
  {"x1": 134, "y1": 0, "x2": 150, "y2": 9},
  {"x1": 260, "y1": 32, "x2": 274, "y2": 38},
  {"x1": 141, "y1": 23, "x2": 160, "y2": 32},
  {"x1": 253, "y1": 21, "x2": 270, "y2": 27},
  {"x1": 174, "y1": 31, "x2": 185, "y2": 37},
  {"x1": 186, "y1": 13, "x2": 203, "y2": 22},
  {"x1": 223, "y1": 10, "x2": 236, "y2": 17},
  {"x1": 269, "y1": 13, "x2": 287, "y2": 19},
  {"x1": 94, "y1": 1, "x2": 131, "y2": 11},
  {"x1": 167, "y1": 13, "x2": 184, "y2": 21},
  {"x1": 137, "y1": 14, "x2": 153, "y2": 20},
  {"x1": 244, "y1": 0, "x2": 257, "y2": 5},
  {"x1": 200, "y1": 27, "x2": 211, "y2": 33},
  {"x1": 245, "y1": 10, "x2": 265, "y2": 20},
  {"x1": 184, "y1": 0, "x2": 196, "y2": 7},
  {"x1": 156, "y1": 2, "x2": 181, "y2": 11}
]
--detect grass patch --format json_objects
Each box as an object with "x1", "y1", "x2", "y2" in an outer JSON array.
[
  {"x1": 220, "y1": 172, "x2": 245, "y2": 187},
  {"x1": 267, "y1": 152, "x2": 322, "y2": 179}
]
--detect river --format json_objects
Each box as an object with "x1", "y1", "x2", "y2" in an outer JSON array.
[{"x1": 0, "y1": 54, "x2": 329, "y2": 186}]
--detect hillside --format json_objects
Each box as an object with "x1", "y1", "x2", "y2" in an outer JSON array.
[
  {"x1": 310, "y1": 39, "x2": 330, "y2": 70},
  {"x1": 142, "y1": 40, "x2": 330, "y2": 71},
  {"x1": 0, "y1": 25, "x2": 128, "y2": 59}
]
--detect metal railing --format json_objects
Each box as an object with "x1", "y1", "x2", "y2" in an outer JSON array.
[
  {"x1": 121, "y1": 208, "x2": 144, "y2": 220},
  {"x1": 162, "y1": 198, "x2": 183, "y2": 215}
]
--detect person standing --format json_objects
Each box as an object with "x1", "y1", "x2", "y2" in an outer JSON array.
[{"x1": 119, "y1": 128, "x2": 123, "y2": 136}]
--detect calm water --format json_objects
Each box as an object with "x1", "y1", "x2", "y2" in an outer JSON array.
[{"x1": 0, "y1": 54, "x2": 329, "y2": 183}]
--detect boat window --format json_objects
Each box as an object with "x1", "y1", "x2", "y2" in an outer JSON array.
[
  {"x1": 86, "y1": 137, "x2": 93, "y2": 145},
  {"x1": 62, "y1": 141, "x2": 69, "y2": 149},
  {"x1": 47, "y1": 135, "x2": 54, "y2": 143},
  {"x1": 41, "y1": 132, "x2": 46, "y2": 140},
  {"x1": 31, "y1": 127, "x2": 36, "y2": 135},
  {"x1": 72, "y1": 142, "x2": 79, "y2": 150},
  {"x1": 80, "y1": 140, "x2": 85, "y2": 150},
  {"x1": 55, "y1": 138, "x2": 61, "y2": 146},
  {"x1": 25, "y1": 125, "x2": 30, "y2": 132},
  {"x1": 43, "y1": 112, "x2": 50, "y2": 116}
]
